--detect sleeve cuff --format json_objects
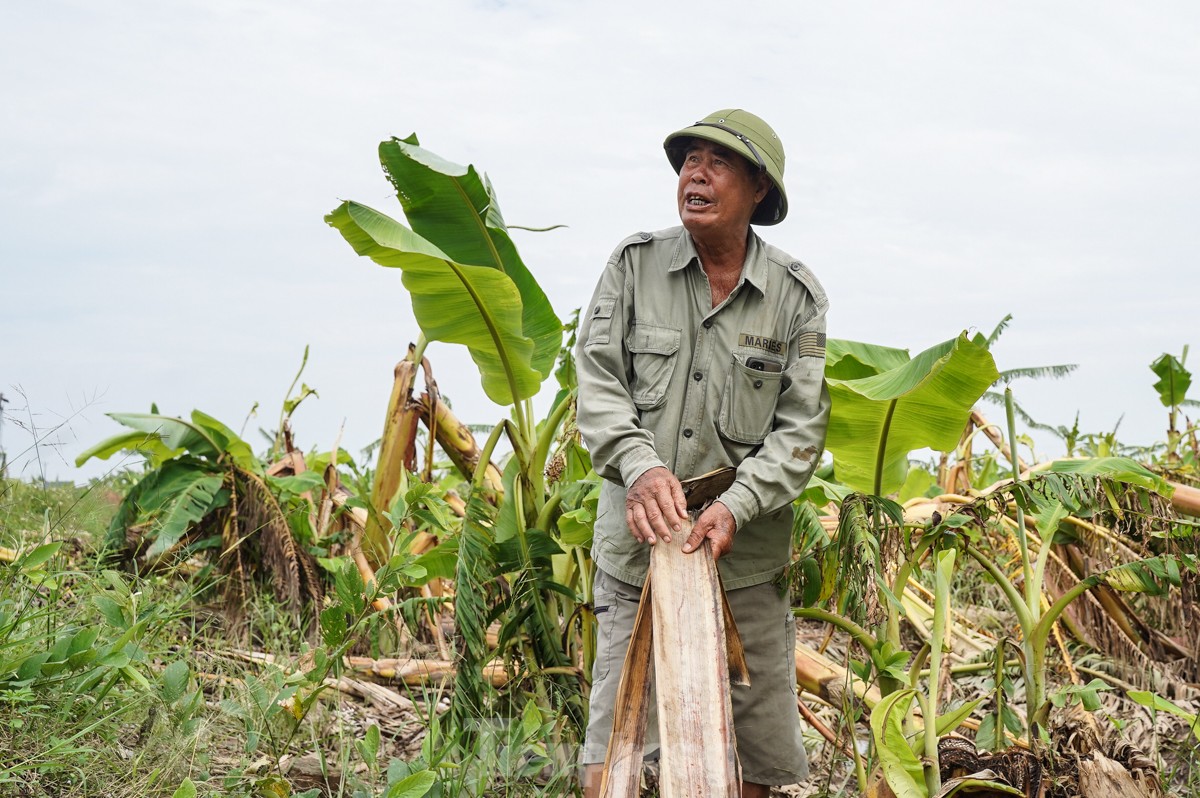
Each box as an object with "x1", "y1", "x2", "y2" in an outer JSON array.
[
  {"x1": 717, "y1": 481, "x2": 761, "y2": 530},
  {"x1": 617, "y1": 447, "x2": 668, "y2": 490}
]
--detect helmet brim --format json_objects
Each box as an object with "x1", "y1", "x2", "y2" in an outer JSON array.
[{"x1": 664, "y1": 125, "x2": 787, "y2": 226}]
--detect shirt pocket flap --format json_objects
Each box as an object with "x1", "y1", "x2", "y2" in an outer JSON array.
[
  {"x1": 585, "y1": 296, "x2": 619, "y2": 347},
  {"x1": 590, "y1": 296, "x2": 617, "y2": 321},
  {"x1": 626, "y1": 323, "x2": 681, "y2": 355}
]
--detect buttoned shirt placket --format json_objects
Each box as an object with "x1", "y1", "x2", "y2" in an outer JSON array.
[{"x1": 675, "y1": 257, "x2": 748, "y2": 481}]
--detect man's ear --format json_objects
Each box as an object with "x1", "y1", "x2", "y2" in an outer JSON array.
[{"x1": 754, "y1": 172, "x2": 771, "y2": 203}]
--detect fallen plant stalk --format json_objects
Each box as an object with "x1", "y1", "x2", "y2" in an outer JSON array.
[
  {"x1": 792, "y1": 637, "x2": 1031, "y2": 749},
  {"x1": 223, "y1": 649, "x2": 558, "y2": 688}
]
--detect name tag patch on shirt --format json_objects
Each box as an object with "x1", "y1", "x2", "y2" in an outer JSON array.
[{"x1": 738, "y1": 333, "x2": 786, "y2": 356}]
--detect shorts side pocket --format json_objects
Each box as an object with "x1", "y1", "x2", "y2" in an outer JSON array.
[
  {"x1": 591, "y1": 579, "x2": 618, "y2": 683},
  {"x1": 785, "y1": 610, "x2": 798, "y2": 695}
]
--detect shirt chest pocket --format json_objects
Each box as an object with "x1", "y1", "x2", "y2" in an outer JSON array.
[
  {"x1": 718, "y1": 354, "x2": 785, "y2": 444},
  {"x1": 626, "y1": 322, "x2": 681, "y2": 410}
]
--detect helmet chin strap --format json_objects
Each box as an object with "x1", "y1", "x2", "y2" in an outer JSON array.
[{"x1": 689, "y1": 121, "x2": 767, "y2": 172}]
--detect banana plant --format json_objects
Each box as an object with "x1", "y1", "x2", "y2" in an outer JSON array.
[
  {"x1": 962, "y1": 393, "x2": 1194, "y2": 743},
  {"x1": 1150, "y1": 346, "x2": 1195, "y2": 466},
  {"x1": 868, "y1": 548, "x2": 1017, "y2": 798},
  {"x1": 784, "y1": 331, "x2": 993, "y2": 777},
  {"x1": 76, "y1": 409, "x2": 323, "y2": 612},
  {"x1": 798, "y1": 333, "x2": 998, "y2": 693},
  {"x1": 329, "y1": 135, "x2": 594, "y2": 733},
  {"x1": 326, "y1": 133, "x2": 559, "y2": 412}
]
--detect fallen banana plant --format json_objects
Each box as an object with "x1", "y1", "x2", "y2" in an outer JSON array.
[{"x1": 224, "y1": 648, "x2": 520, "y2": 688}]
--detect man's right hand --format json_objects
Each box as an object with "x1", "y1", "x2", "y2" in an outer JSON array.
[{"x1": 625, "y1": 466, "x2": 688, "y2": 545}]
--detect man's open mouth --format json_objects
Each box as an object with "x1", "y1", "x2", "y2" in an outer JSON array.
[{"x1": 686, "y1": 194, "x2": 712, "y2": 207}]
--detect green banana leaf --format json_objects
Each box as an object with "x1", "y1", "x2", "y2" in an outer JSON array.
[
  {"x1": 326, "y1": 200, "x2": 544, "y2": 405},
  {"x1": 1150, "y1": 352, "x2": 1191, "y2": 408},
  {"x1": 1101, "y1": 555, "x2": 1180, "y2": 596},
  {"x1": 826, "y1": 338, "x2": 910, "y2": 380},
  {"x1": 190, "y1": 410, "x2": 260, "y2": 475},
  {"x1": 826, "y1": 333, "x2": 999, "y2": 496},
  {"x1": 104, "y1": 413, "x2": 222, "y2": 460},
  {"x1": 75, "y1": 430, "x2": 179, "y2": 467},
  {"x1": 108, "y1": 459, "x2": 228, "y2": 557},
  {"x1": 1043, "y1": 456, "x2": 1173, "y2": 497},
  {"x1": 870, "y1": 689, "x2": 925, "y2": 798},
  {"x1": 379, "y1": 134, "x2": 561, "y2": 379},
  {"x1": 1127, "y1": 691, "x2": 1200, "y2": 742},
  {"x1": 938, "y1": 777, "x2": 1023, "y2": 797},
  {"x1": 143, "y1": 469, "x2": 227, "y2": 557},
  {"x1": 76, "y1": 410, "x2": 258, "y2": 470}
]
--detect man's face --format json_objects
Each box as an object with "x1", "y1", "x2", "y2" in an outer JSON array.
[{"x1": 676, "y1": 138, "x2": 769, "y2": 240}]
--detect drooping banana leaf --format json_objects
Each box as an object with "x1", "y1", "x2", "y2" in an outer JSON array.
[
  {"x1": 77, "y1": 411, "x2": 256, "y2": 469},
  {"x1": 75, "y1": 430, "x2": 179, "y2": 467},
  {"x1": 190, "y1": 410, "x2": 261, "y2": 475},
  {"x1": 104, "y1": 413, "x2": 222, "y2": 460},
  {"x1": 826, "y1": 333, "x2": 999, "y2": 496},
  {"x1": 1042, "y1": 456, "x2": 1173, "y2": 497},
  {"x1": 379, "y1": 135, "x2": 561, "y2": 379},
  {"x1": 1127, "y1": 691, "x2": 1200, "y2": 743},
  {"x1": 142, "y1": 469, "x2": 228, "y2": 557},
  {"x1": 326, "y1": 200, "x2": 544, "y2": 405},
  {"x1": 106, "y1": 459, "x2": 228, "y2": 556}
]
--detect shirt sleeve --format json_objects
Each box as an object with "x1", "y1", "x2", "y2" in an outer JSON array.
[
  {"x1": 718, "y1": 300, "x2": 831, "y2": 530},
  {"x1": 575, "y1": 253, "x2": 667, "y2": 488}
]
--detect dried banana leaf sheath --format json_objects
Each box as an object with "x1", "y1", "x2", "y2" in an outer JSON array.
[
  {"x1": 600, "y1": 517, "x2": 744, "y2": 797},
  {"x1": 650, "y1": 524, "x2": 742, "y2": 797},
  {"x1": 599, "y1": 578, "x2": 656, "y2": 798}
]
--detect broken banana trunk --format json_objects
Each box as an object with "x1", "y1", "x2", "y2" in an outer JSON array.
[
  {"x1": 365, "y1": 355, "x2": 421, "y2": 564},
  {"x1": 601, "y1": 515, "x2": 747, "y2": 798}
]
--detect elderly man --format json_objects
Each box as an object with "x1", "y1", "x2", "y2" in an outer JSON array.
[{"x1": 576, "y1": 109, "x2": 831, "y2": 796}]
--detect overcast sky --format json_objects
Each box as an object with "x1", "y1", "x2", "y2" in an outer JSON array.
[{"x1": 3, "y1": 1, "x2": 1198, "y2": 484}]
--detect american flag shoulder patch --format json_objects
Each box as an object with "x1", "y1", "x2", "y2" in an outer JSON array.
[{"x1": 797, "y1": 331, "x2": 826, "y2": 358}]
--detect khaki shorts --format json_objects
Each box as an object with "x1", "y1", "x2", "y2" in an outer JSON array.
[{"x1": 582, "y1": 568, "x2": 808, "y2": 786}]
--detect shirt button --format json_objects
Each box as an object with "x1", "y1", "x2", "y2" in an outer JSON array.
[
  {"x1": 692, "y1": 371, "x2": 702, "y2": 381},
  {"x1": 753, "y1": 379, "x2": 763, "y2": 389},
  {"x1": 702, "y1": 319, "x2": 713, "y2": 329},
  {"x1": 789, "y1": 262, "x2": 800, "y2": 271},
  {"x1": 682, "y1": 428, "x2": 694, "y2": 438}
]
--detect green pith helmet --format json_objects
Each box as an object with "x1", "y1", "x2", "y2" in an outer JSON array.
[{"x1": 664, "y1": 109, "x2": 787, "y2": 226}]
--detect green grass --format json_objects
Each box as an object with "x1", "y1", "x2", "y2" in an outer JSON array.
[
  {"x1": 0, "y1": 478, "x2": 588, "y2": 797},
  {"x1": 0, "y1": 531, "x2": 203, "y2": 795},
  {"x1": 0, "y1": 476, "x2": 120, "y2": 549}
]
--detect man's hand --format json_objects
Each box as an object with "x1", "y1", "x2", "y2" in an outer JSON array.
[
  {"x1": 625, "y1": 466, "x2": 688, "y2": 545},
  {"x1": 682, "y1": 501, "x2": 737, "y2": 560}
]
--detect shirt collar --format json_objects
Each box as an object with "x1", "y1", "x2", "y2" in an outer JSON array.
[{"x1": 668, "y1": 228, "x2": 769, "y2": 295}]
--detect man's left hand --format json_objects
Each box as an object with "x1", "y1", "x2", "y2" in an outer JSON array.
[{"x1": 682, "y1": 501, "x2": 737, "y2": 560}]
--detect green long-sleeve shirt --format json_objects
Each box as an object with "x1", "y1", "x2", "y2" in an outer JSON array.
[{"x1": 576, "y1": 226, "x2": 831, "y2": 589}]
